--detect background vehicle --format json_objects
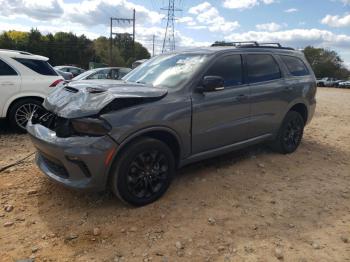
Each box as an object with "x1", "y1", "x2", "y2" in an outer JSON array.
[
  {"x1": 317, "y1": 77, "x2": 338, "y2": 87},
  {"x1": 0, "y1": 49, "x2": 63, "y2": 131},
  {"x1": 132, "y1": 59, "x2": 148, "y2": 69},
  {"x1": 28, "y1": 42, "x2": 316, "y2": 206},
  {"x1": 54, "y1": 65, "x2": 85, "y2": 77},
  {"x1": 54, "y1": 69, "x2": 73, "y2": 80},
  {"x1": 339, "y1": 80, "x2": 350, "y2": 88},
  {"x1": 71, "y1": 67, "x2": 132, "y2": 81}
]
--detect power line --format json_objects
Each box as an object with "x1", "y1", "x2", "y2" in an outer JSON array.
[
  {"x1": 161, "y1": 0, "x2": 181, "y2": 53},
  {"x1": 109, "y1": 9, "x2": 136, "y2": 66}
]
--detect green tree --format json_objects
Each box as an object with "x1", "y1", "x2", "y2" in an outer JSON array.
[
  {"x1": 303, "y1": 46, "x2": 350, "y2": 79},
  {"x1": 0, "y1": 28, "x2": 151, "y2": 69}
]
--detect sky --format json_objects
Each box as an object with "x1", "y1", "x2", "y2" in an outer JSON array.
[{"x1": 0, "y1": 0, "x2": 349, "y2": 66}]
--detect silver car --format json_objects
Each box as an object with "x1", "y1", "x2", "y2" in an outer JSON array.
[
  {"x1": 72, "y1": 67, "x2": 132, "y2": 81},
  {"x1": 28, "y1": 43, "x2": 317, "y2": 206}
]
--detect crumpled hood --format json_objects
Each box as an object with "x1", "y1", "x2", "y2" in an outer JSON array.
[{"x1": 43, "y1": 80, "x2": 168, "y2": 118}]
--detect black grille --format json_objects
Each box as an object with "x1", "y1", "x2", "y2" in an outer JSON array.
[
  {"x1": 40, "y1": 153, "x2": 69, "y2": 179},
  {"x1": 32, "y1": 112, "x2": 73, "y2": 138}
]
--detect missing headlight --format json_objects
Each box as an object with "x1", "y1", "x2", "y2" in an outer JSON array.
[{"x1": 71, "y1": 118, "x2": 111, "y2": 136}]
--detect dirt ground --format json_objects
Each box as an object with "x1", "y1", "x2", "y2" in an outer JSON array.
[{"x1": 0, "y1": 87, "x2": 349, "y2": 262}]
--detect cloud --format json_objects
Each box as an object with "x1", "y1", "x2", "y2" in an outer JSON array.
[
  {"x1": 222, "y1": 0, "x2": 275, "y2": 10},
  {"x1": 178, "y1": 16, "x2": 196, "y2": 26},
  {"x1": 0, "y1": 0, "x2": 163, "y2": 27},
  {"x1": 256, "y1": 22, "x2": 283, "y2": 32},
  {"x1": 284, "y1": 8, "x2": 298, "y2": 13},
  {"x1": 0, "y1": 0, "x2": 63, "y2": 20},
  {"x1": 188, "y1": 2, "x2": 240, "y2": 33},
  {"x1": 224, "y1": 29, "x2": 350, "y2": 49},
  {"x1": 0, "y1": 21, "x2": 101, "y2": 39},
  {"x1": 321, "y1": 14, "x2": 350, "y2": 27}
]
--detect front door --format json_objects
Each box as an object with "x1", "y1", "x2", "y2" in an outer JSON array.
[{"x1": 191, "y1": 54, "x2": 251, "y2": 154}]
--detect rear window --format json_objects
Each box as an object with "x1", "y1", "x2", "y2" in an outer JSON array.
[
  {"x1": 13, "y1": 58, "x2": 57, "y2": 76},
  {"x1": 247, "y1": 54, "x2": 281, "y2": 83},
  {"x1": 281, "y1": 55, "x2": 309, "y2": 76},
  {"x1": 0, "y1": 59, "x2": 17, "y2": 76}
]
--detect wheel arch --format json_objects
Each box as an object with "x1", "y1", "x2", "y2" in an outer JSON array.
[
  {"x1": 4, "y1": 95, "x2": 45, "y2": 118},
  {"x1": 115, "y1": 127, "x2": 182, "y2": 167},
  {"x1": 288, "y1": 102, "x2": 308, "y2": 124},
  {"x1": 105, "y1": 127, "x2": 183, "y2": 189}
]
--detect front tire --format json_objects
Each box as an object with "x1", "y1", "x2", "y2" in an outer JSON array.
[
  {"x1": 272, "y1": 111, "x2": 305, "y2": 154},
  {"x1": 110, "y1": 138, "x2": 175, "y2": 206},
  {"x1": 8, "y1": 98, "x2": 44, "y2": 132}
]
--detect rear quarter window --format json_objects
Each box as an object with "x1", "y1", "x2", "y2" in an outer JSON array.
[
  {"x1": 13, "y1": 58, "x2": 57, "y2": 76},
  {"x1": 280, "y1": 55, "x2": 309, "y2": 76},
  {"x1": 0, "y1": 59, "x2": 17, "y2": 76},
  {"x1": 246, "y1": 54, "x2": 281, "y2": 83}
]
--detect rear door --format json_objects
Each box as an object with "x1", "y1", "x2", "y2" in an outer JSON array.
[
  {"x1": 191, "y1": 54, "x2": 251, "y2": 154},
  {"x1": 0, "y1": 58, "x2": 21, "y2": 117},
  {"x1": 245, "y1": 53, "x2": 287, "y2": 138}
]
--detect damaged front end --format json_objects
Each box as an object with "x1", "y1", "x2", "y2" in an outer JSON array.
[
  {"x1": 31, "y1": 80, "x2": 168, "y2": 138},
  {"x1": 27, "y1": 80, "x2": 168, "y2": 190}
]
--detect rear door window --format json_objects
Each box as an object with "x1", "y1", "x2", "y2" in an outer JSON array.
[
  {"x1": 0, "y1": 59, "x2": 17, "y2": 76},
  {"x1": 246, "y1": 54, "x2": 281, "y2": 83},
  {"x1": 13, "y1": 58, "x2": 57, "y2": 76},
  {"x1": 281, "y1": 55, "x2": 309, "y2": 76},
  {"x1": 205, "y1": 55, "x2": 243, "y2": 87}
]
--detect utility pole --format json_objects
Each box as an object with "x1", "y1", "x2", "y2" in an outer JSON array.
[
  {"x1": 152, "y1": 35, "x2": 155, "y2": 56},
  {"x1": 161, "y1": 0, "x2": 181, "y2": 53},
  {"x1": 109, "y1": 9, "x2": 136, "y2": 66}
]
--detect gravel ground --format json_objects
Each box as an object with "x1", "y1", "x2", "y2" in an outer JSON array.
[{"x1": 0, "y1": 87, "x2": 350, "y2": 262}]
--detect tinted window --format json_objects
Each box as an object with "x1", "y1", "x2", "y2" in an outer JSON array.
[
  {"x1": 247, "y1": 54, "x2": 281, "y2": 83},
  {"x1": 205, "y1": 55, "x2": 243, "y2": 87},
  {"x1": 0, "y1": 59, "x2": 17, "y2": 76},
  {"x1": 87, "y1": 69, "x2": 110, "y2": 79},
  {"x1": 281, "y1": 55, "x2": 309, "y2": 76},
  {"x1": 119, "y1": 68, "x2": 131, "y2": 78},
  {"x1": 14, "y1": 58, "x2": 57, "y2": 76}
]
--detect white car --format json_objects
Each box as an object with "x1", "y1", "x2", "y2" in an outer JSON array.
[
  {"x1": 339, "y1": 80, "x2": 350, "y2": 88},
  {"x1": 71, "y1": 67, "x2": 132, "y2": 81},
  {"x1": 0, "y1": 49, "x2": 63, "y2": 131}
]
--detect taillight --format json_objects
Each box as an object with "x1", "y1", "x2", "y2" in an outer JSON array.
[{"x1": 50, "y1": 79, "x2": 64, "y2": 87}]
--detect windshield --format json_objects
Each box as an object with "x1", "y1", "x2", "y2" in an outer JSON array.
[
  {"x1": 123, "y1": 53, "x2": 209, "y2": 88},
  {"x1": 72, "y1": 69, "x2": 97, "y2": 80}
]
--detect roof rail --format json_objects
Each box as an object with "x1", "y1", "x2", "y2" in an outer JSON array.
[
  {"x1": 0, "y1": 49, "x2": 33, "y2": 55},
  {"x1": 211, "y1": 41, "x2": 294, "y2": 50},
  {"x1": 211, "y1": 41, "x2": 258, "y2": 47}
]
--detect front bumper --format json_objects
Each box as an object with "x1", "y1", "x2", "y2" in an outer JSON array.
[{"x1": 27, "y1": 121, "x2": 118, "y2": 191}]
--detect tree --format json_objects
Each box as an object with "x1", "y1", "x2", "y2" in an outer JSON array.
[
  {"x1": 93, "y1": 36, "x2": 125, "y2": 66},
  {"x1": 303, "y1": 46, "x2": 350, "y2": 79},
  {"x1": 0, "y1": 29, "x2": 151, "y2": 68}
]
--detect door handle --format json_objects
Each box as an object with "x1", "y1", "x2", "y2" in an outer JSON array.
[
  {"x1": 1, "y1": 82, "x2": 15, "y2": 86},
  {"x1": 284, "y1": 86, "x2": 293, "y2": 92},
  {"x1": 236, "y1": 94, "x2": 248, "y2": 101}
]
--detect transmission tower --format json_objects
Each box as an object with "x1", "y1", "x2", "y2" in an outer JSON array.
[{"x1": 161, "y1": 0, "x2": 181, "y2": 53}]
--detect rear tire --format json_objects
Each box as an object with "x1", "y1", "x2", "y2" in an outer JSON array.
[
  {"x1": 8, "y1": 98, "x2": 44, "y2": 132},
  {"x1": 110, "y1": 138, "x2": 175, "y2": 206},
  {"x1": 272, "y1": 111, "x2": 305, "y2": 154}
]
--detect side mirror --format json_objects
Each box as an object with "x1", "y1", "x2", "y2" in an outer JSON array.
[{"x1": 200, "y1": 76, "x2": 225, "y2": 92}]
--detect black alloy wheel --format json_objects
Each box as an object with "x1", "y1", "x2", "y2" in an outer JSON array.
[
  {"x1": 272, "y1": 111, "x2": 305, "y2": 154},
  {"x1": 127, "y1": 150, "x2": 169, "y2": 199},
  {"x1": 111, "y1": 138, "x2": 175, "y2": 206}
]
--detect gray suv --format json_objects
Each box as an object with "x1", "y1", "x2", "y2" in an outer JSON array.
[{"x1": 28, "y1": 42, "x2": 317, "y2": 206}]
